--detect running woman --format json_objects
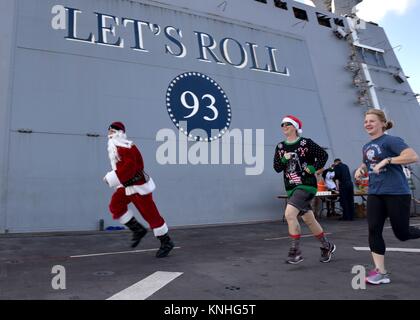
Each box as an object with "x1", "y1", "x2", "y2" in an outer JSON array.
[{"x1": 355, "y1": 109, "x2": 420, "y2": 284}]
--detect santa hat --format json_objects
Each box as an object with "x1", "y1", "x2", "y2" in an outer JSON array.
[
  {"x1": 108, "y1": 121, "x2": 125, "y2": 132},
  {"x1": 282, "y1": 115, "x2": 302, "y2": 135}
]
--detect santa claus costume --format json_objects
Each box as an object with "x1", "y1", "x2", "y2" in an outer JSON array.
[{"x1": 104, "y1": 122, "x2": 174, "y2": 258}]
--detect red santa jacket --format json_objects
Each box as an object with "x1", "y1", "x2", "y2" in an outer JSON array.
[
  {"x1": 115, "y1": 145, "x2": 146, "y2": 186},
  {"x1": 105, "y1": 145, "x2": 155, "y2": 195}
]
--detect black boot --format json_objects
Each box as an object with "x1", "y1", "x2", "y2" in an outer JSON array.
[
  {"x1": 156, "y1": 234, "x2": 174, "y2": 258},
  {"x1": 125, "y1": 217, "x2": 147, "y2": 248}
]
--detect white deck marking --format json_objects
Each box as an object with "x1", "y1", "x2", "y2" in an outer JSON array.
[
  {"x1": 353, "y1": 247, "x2": 420, "y2": 253},
  {"x1": 107, "y1": 271, "x2": 183, "y2": 300},
  {"x1": 70, "y1": 247, "x2": 181, "y2": 258},
  {"x1": 264, "y1": 232, "x2": 332, "y2": 241}
]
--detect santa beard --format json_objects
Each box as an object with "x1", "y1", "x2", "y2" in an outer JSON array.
[{"x1": 107, "y1": 131, "x2": 133, "y2": 170}]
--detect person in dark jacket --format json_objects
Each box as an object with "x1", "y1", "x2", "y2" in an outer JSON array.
[{"x1": 333, "y1": 158, "x2": 355, "y2": 221}]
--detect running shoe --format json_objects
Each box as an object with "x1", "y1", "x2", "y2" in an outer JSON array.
[
  {"x1": 319, "y1": 242, "x2": 336, "y2": 263},
  {"x1": 365, "y1": 269, "x2": 391, "y2": 285},
  {"x1": 286, "y1": 248, "x2": 304, "y2": 264}
]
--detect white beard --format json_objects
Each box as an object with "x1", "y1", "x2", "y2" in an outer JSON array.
[{"x1": 107, "y1": 131, "x2": 133, "y2": 170}]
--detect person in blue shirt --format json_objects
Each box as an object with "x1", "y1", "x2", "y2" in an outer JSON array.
[{"x1": 354, "y1": 108, "x2": 420, "y2": 285}]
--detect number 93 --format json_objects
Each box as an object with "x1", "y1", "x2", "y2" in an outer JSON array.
[{"x1": 180, "y1": 91, "x2": 219, "y2": 121}]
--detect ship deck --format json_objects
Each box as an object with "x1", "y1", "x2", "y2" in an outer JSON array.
[{"x1": 1, "y1": 216, "x2": 420, "y2": 300}]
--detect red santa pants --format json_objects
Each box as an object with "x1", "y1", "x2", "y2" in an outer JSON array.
[{"x1": 109, "y1": 188, "x2": 165, "y2": 229}]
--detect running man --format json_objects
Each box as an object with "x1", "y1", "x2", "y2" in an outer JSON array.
[
  {"x1": 104, "y1": 122, "x2": 175, "y2": 258},
  {"x1": 274, "y1": 115, "x2": 336, "y2": 264}
]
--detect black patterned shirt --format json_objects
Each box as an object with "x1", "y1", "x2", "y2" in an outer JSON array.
[{"x1": 273, "y1": 137, "x2": 328, "y2": 196}]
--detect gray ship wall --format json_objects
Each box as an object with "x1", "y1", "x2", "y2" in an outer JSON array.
[
  {"x1": 0, "y1": 0, "x2": 18, "y2": 233},
  {"x1": 0, "y1": 0, "x2": 419, "y2": 233}
]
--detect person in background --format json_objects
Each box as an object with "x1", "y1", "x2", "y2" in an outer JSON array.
[
  {"x1": 322, "y1": 165, "x2": 339, "y2": 217},
  {"x1": 322, "y1": 165, "x2": 337, "y2": 192},
  {"x1": 333, "y1": 158, "x2": 355, "y2": 221}
]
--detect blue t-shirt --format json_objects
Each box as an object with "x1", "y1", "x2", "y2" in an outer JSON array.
[{"x1": 363, "y1": 134, "x2": 410, "y2": 195}]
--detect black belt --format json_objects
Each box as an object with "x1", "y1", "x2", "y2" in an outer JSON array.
[{"x1": 123, "y1": 170, "x2": 149, "y2": 187}]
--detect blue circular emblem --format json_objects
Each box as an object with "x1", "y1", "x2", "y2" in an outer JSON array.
[{"x1": 166, "y1": 72, "x2": 231, "y2": 141}]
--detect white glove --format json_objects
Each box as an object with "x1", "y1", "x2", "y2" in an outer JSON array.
[{"x1": 103, "y1": 176, "x2": 109, "y2": 186}]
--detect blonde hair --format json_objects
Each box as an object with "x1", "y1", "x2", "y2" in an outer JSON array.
[{"x1": 365, "y1": 109, "x2": 394, "y2": 131}]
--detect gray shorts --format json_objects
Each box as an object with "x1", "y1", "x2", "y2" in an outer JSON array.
[{"x1": 287, "y1": 189, "x2": 315, "y2": 216}]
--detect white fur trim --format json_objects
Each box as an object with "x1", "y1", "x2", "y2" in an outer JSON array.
[
  {"x1": 125, "y1": 177, "x2": 156, "y2": 196},
  {"x1": 119, "y1": 209, "x2": 134, "y2": 224},
  {"x1": 153, "y1": 223, "x2": 168, "y2": 237},
  {"x1": 105, "y1": 171, "x2": 121, "y2": 188},
  {"x1": 282, "y1": 117, "x2": 303, "y2": 135},
  {"x1": 107, "y1": 133, "x2": 133, "y2": 170},
  {"x1": 108, "y1": 131, "x2": 133, "y2": 148}
]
